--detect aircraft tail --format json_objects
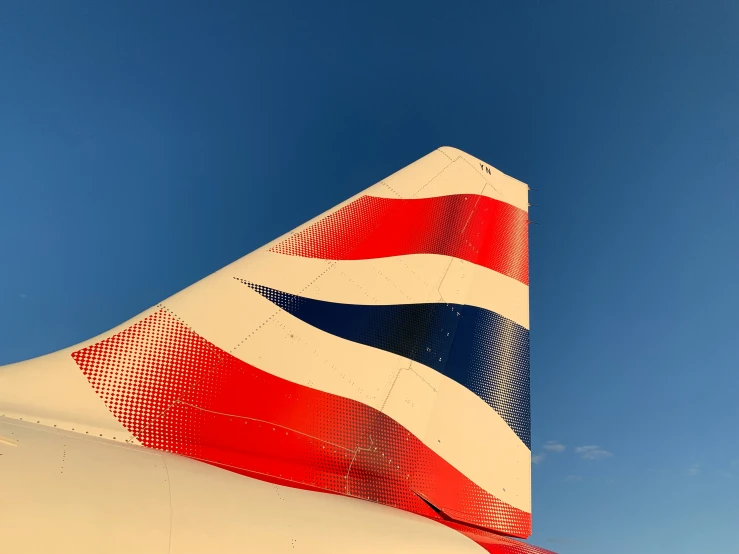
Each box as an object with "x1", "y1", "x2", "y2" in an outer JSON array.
[{"x1": 0, "y1": 147, "x2": 535, "y2": 543}]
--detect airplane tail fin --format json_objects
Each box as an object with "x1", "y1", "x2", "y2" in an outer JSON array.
[{"x1": 1, "y1": 147, "x2": 534, "y2": 541}]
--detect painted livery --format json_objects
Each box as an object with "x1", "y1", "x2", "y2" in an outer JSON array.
[{"x1": 0, "y1": 147, "x2": 554, "y2": 553}]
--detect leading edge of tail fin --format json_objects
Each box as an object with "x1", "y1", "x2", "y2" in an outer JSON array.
[{"x1": 0, "y1": 147, "x2": 532, "y2": 539}]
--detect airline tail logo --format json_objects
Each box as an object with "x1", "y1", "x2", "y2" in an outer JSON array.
[{"x1": 69, "y1": 147, "x2": 533, "y2": 539}]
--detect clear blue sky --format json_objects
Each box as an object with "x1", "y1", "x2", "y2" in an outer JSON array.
[{"x1": 2, "y1": 2, "x2": 738, "y2": 552}]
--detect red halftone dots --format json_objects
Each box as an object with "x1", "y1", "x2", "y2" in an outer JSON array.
[
  {"x1": 72, "y1": 309, "x2": 531, "y2": 538},
  {"x1": 71, "y1": 309, "x2": 223, "y2": 454},
  {"x1": 270, "y1": 195, "x2": 529, "y2": 285}
]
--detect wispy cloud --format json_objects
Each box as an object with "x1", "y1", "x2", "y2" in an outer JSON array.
[
  {"x1": 565, "y1": 474, "x2": 582, "y2": 481},
  {"x1": 18, "y1": 293, "x2": 27, "y2": 299},
  {"x1": 532, "y1": 454, "x2": 546, "y2": 464},
  {"x1": 575, "y1": 445, "x2": 613, "y2": 460},
  {"x1": 543, "y1": 440, "x2": 566, "y2": 453},
  {"x1": 717, "y1": 471, "x2": 734, "y2": 480},
  {"x1": 686, "y1": 463, "x2": 700, "y2": 476}
]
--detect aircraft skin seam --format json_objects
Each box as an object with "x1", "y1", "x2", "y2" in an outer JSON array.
[
  {"x1": 0, "y1": 416, "x2": 141, "y2": 453},
  {"x1": 370, "y1": 264, "x2": 414, "y2": 303},
  {"x1": 177, "y1": 401, "x2": 361, "y2": 453},
  {"x1": 378, "y1": 180, "x2": 403, "y2": 198},
  {"x1": 436, "y1": 257, "x2": 457, "y2": 304},
  {"x1": 407, "y1": 159, "x2": 455, "y2": 199},
  {"x1": 155, "y1": 303, "x2": 199, "y2": 336},
  {"x1": 396, "y1": 256, "x2": 438, "y2": 291},
  {"x1": 461, "y1": 194, "x2": 483, "y2": 235},
  {"x1": 378, "y1": 364, "x2": 408, "y2": 412},
  {"x1": 457, "y1": 154, "x2": 504, "y2": 195},
  {"x1": 183, "y1": 437, "x2": 399, "y2": 504},
  {"x1": 383, "y1": 151, "x2": 454, "y2": 199},
  {"x1": 405, "y1": 365, "x2": 439, "y2": 393},
  {"x1": 187, "y1": 456, "x2": 344, "y2": 496},
  {"x1": 227, "y1": 306, "x2": 282, "y2": 354},
  {"x1": 435, "y1": 148, "x2": 455, "y2": 161},
  {"x1": 254, "y1": 311, "x2": 392, "y2": 406},
  {"x1": 336, "y1": 267, "x2": 378, "y2": 303},
  {"x1": 161, "y1": 454, "x2": 173, "y2": 554},
  {"x1": 343, "y1": 435, "x2": 375, "y2": 495},
  {"x1": 0, "y1": 411, "x2": 136, "y2": 444},
  {"x1": 450, "y1": 151, "x2": 531, "y2": 199},
  {"x1": 228, "y1": 260, "x2": 341, "y2": 353}
]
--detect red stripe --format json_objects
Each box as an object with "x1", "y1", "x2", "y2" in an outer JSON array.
[
  {"x1": 271, "y1": 194, "x2": 529, "y2": 285},
  {"x1": 71, "y1": 308, "x2": 531, "y2": 538}
]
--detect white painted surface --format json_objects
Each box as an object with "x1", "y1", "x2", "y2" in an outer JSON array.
[{"x1": 0, "y1": 417, "x2": 487, "y2": 554}]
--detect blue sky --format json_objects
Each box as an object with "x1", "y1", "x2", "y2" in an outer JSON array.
[{"x1": 2, "y1": 2, "x2": 738, "y2": 552}]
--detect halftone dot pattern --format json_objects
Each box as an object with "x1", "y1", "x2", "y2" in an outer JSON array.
[
  {"x1": 447, "y1": 306, "x2": 530, "y2": 448},
  {"x1": 71, "y1": 309, "x2": 223, "y2": 454},
  {"x1": 71, "y1": 309, "x2": 531, "y2": 538},
  {"x1": 470, "y1": 311, "x2": 529, "y2": 448},
  {"x1": 242, "y1": 282, "x2": 530, "y2": 447},
  {"x1": 270, "y1": 194, "x2": 530, "y2": 285},
  {"x1": 273, "y1": 195, "x2": 398, "y2": 260}
]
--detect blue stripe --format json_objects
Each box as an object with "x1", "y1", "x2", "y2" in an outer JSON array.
[{"x1": 240, "y1": 280, "x2": 530, "y2": 448}]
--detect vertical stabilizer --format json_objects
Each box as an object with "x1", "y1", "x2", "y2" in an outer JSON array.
[{"x1": 0, "y1": 147, "x2": 533, "y2": 541}]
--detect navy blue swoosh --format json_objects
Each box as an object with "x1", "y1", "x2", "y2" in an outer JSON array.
[{"x1": 240, "y1": 280, "x2": 530, "y2": 448}]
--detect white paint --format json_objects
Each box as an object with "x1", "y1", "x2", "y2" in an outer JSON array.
[{"x1": 0, "y1": 418, "x2": 488, "y2": 554}]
